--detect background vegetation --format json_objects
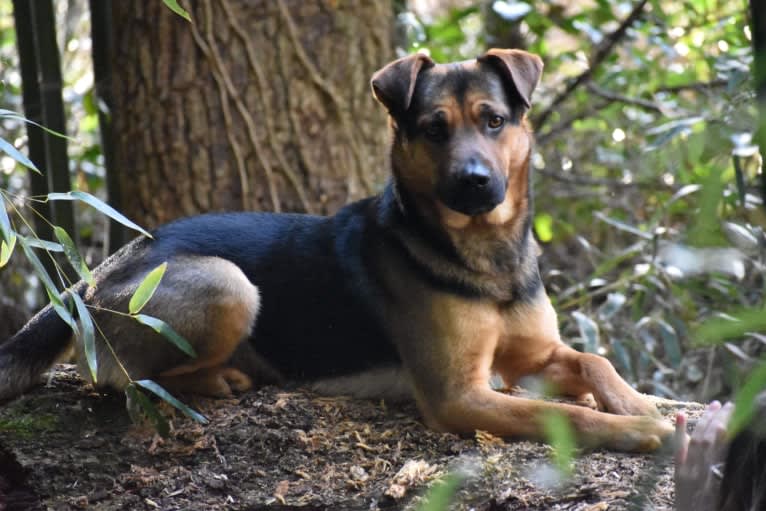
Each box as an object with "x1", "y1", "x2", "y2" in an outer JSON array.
[{"x1": 0, "y1": 0, "x2": 761, "y2": 408}]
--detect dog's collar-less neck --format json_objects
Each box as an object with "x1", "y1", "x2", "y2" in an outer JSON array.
[{"x1": 378, "y1": 179, "x2": 540, "y2": 303}]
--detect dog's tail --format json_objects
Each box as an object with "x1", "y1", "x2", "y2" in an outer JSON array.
[{"x1": 0, "y1": 291, "x2": 81, "y2": 401}]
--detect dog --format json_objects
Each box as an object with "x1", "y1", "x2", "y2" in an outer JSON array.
[{"x1": 0, "y1": 49, "x2": 673, "y2": 451}]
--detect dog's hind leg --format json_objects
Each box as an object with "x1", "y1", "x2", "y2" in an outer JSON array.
[{"x1": 82, "y1": 256, "x2": 260, "y2": 397}]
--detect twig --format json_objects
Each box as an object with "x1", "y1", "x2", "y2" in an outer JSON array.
[
  {"x1": 536, "y1": 166, "x2": 676, "y2": 191},
  {"x1": 585, "y1": 83, "x2": 663, "y2": 113},
  {"x1": 532, "y1": 0, "x2": 649, "y2": 129},
  {"x1": 653, "y1": 78, "x2": 728, "y2": 93}
]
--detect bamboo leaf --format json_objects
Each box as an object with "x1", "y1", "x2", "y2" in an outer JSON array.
[
  {"x1": 694, "y1": 308, "x2": 766, "y2": 346},
  {"x1": 162, "y1": 0, "x2": 191, "y2": 21},
  {"x1": 611, "y1": 338, "x2": 634, "y2": 378},
  {"x1": 728, "y1": 360, "x2": 766, "y2": 437},
  {"x1": 572, "y1": 311, "x2": 600, "y2": 354},
  {"x1": 0, "y1": 136, "x2": 41, "y2": 173},
  {"x1": 72, "y1": 293, "x2": 97, "y2": 383},
  {"x1": 129, "y1": 263, "x2": 167, "y2": 314},
  {"x1": 657, "y1": 319, "x2": 682, "y2": 368},
  {"x1": 18, "y1": 236, "x2": 77, "y2": 331},
  {"x1": 0, "y1": 234, "x2": 15, "y2": 267},
  {"x1": 415, "y1": 473, "x2": 462, "y2": 511},
  {"x1": 541, "y1": 410, "x2": 576, "y2": 474},
  {"x1": 23, "y1": 238, "x2": 64, "y2": 252},
  {"x1": 125, "y1": 383, "x2": 170, "y2": 437},
  {"x1": 598, "y1": 292, "x2": 626, "y2": 320},
  {"x1": 0, "y1": 110, "x2": 75, "y2": 140},
  {"x1": 18, "y1": 236, "x2": 60, "y2": 298},
  {"x1": 0, "y1": 191, "x2": 13, "y2": 245},
  {"x1": 133, "y1": 313, "x2": 196, "y2": 357},
  {"x1": 54, "y1": 226, "x2": 95, "y2": 286},
  {"x1": 47, "y1": 191, "x2": 152, "y2": 238},
  {"x1": 135, "y1": 379, "x2": 208, "y2": 424}
]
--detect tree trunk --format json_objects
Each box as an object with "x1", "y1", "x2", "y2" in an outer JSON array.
[{"x1": 110, "y1": 0, "x2": 393, "y2": 233}]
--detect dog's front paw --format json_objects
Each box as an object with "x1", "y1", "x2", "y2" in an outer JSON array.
[{"x1": 610, "y1": 416, "x2": 674, "y2": 452}]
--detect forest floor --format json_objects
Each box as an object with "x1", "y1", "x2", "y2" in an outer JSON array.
[{"x1": 0, "y1": 365, "x2": 702, "y2": 511}]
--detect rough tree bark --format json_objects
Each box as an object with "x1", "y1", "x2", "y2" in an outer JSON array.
[{"x1": 110, "y1": 0, "x2": 393, "y2": 233}]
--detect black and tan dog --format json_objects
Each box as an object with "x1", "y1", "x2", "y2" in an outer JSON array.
[{"x1": 0, "y1": 49, "x2": 673, "y2": 451}]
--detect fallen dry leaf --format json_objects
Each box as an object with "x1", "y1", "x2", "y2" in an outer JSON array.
[{"x1": 384, "y1": 459, "x2": 441, "y2": 499}]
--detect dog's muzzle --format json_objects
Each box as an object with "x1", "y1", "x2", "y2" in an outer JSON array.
[{"x1": 437, "y1": 158, "x2": 506, "y2": 216}]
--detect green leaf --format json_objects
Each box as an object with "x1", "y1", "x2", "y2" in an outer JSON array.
[
  {"x1": 23, "y1": 238, "x2": 64, "y2": 252},
  {"x1": 534, "y1": 213, "x2": 554, "y2": 242},
  {"x1": 728, "y1": 359, "x2": 766, "y2": 437},
  {"x1": 657, "y1": 318, "x2": 682, "y2": 368},
  {"x1": 18, "y1": 236, "x2": 59, "y2": 299},
  {"x1": 0, "y1": 136, "x2": 41, "y2": 173},
  {"x1": 162, "y1": 0, "x2": 191, "y2": 21},
  {"x1": 598, "y1": 293, "x2": 626, "y2": 320},
  {"x1": 0, "y1": 234, "x2": 15, "y2": 267},
  {"x1": 694, "y1": 308, "x2": 766, "y2": 346},
  {"x1": 572, "y1": 311, "x2": 600, "y2": 354},
  {"x1": 415, "y1": 473, "x2": 462, "y2": 511},
  {"x1": 125, "y1": 383, "x2": 170, "y2": 437},
  {"x1": 72, "y1": 292, "x2": 97, "y2": 384},
  {"x1": 687, "y1": 167, "x2": 726, "y2": 247},
  {"x1": 541, "y1": 410, "x2": 576, "y2": 474},
  {"x1": 18, "y1": 236, "x2": 77, "y2": 331},
  {"x1": 133, "y1": 313, "x2": 196, "y2": 357},
  {"x1": 129, "y1": 262, "x2": 167, "y2": 314},
  {"x1": 610, "y1": 338, "x2": 634, "y2": 377},
  {"x1": 0, "y1": 109, "x2": 75, "y2": 140},
  {"x1": 134, "y1": 379, "x2": 208, "y2": 424},
  {"x1": 0, "y1": 191, "x2": 13, "y2": 244},
  {"x1": 53, "y1": 226, "x2": 95, "y2": 286},
  {"x1": 47, "y1": 191, "x2": 152, "y2": 238}
]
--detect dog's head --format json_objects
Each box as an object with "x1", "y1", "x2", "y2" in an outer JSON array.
[{"x1": 372, "y1": 49, "x2": 542, "y2": 228}]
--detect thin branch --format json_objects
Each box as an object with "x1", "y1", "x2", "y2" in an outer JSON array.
[
  {"x1": 585, "y1": 83, "x2": 663, "y2": 113},
  {"x1": 535, "y1": 166, "x2": 678, "y2": 191},
  {"x1": 653, "y1": 78, "x2": 728, "y2": 93},
  {"x1": 532, "y1": 0, "x2": 650, "y2": 130}
]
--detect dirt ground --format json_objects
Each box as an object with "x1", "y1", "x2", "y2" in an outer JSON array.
[{"x1": 0, "y1": 365, "x2": 702, "y2": 511}]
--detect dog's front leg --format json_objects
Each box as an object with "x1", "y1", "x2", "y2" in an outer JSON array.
[
  {"x1": 424, "y1": 384, "x2": 672, "y2": 452},
  {"x1": 538, "y1": 344, "x2": 660, "y2": 417}
]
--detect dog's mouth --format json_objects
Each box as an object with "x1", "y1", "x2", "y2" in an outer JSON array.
[
  {"x1": 441, "y1": 198, "x2": 499, "y2": 216},
  {"x1": 436, "y1": 175, "x2": 507, "y2": 217}
]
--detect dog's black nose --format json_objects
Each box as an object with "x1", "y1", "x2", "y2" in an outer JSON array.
[{"x1": 459, "y1": 159, "x2": 491, "y2": 188}]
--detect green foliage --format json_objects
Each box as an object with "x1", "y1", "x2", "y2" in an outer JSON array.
[
  {"x1": 133, "y1": 314, "x2": 197, "y2": 358},
  {"x1": 541, "y1": 411, "x2": 577, "y2": 475},
  {"x1": 54, "y1": 225, "x2": 94, "y2": 286},
  {"x1": 129, "y1": 262, "x2": 167, "y2": 314},
  {"x1": 1, "y1": 100, "x2": 200, "y2": 432},
  {"x1": 72, "y1": 292, "x2": 97, "y2": 383},
  {"x1": 162, "y1": 0, "x2": 191, "y2": 22},
  {"x1": 47, "y1": 191, "x2": 152, "y2": 238},
  {"x1": 728, "y1": 359, "x2": 766, "y2": 436},
  {"x1": 415, "y1": 472, "x2": 462, "y2": 511}
]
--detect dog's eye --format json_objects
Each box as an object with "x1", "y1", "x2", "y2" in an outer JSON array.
[
  {"x1": 424, "y1": 121, "x2": 447, "y2": 141},
  {"x1": 488, "y1": 115, "x2": 505, "y2": 130}
]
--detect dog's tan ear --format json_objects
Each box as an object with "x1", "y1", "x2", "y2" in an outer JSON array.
[
  {"x1": 478, "y1": 49, "x2": 543, "y2": 109},
  {"x1": 371, "y1": 53, "x2": 434, "y2": 116}
]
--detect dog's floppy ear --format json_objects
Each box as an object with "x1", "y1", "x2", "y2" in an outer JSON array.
[
  {"x1": 478, "y1": 49, "x2": 543, "y2": 109},
  {"x1": 371, "y1": 53, "x2": 434, "y2": 117}
]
